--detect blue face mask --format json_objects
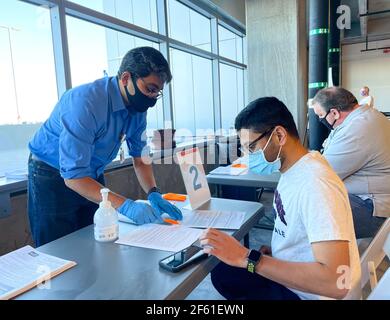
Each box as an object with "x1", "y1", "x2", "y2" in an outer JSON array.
[{"x1": 248, "y1": 130, "x2": 282, "y2": 175}]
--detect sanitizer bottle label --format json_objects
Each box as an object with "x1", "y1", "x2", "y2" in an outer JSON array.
[{"x1": 94, "y1": 224, "x2": 119, "y2": 242}]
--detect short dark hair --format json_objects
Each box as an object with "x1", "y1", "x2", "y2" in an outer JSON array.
[
  {"x1": 312, "y1": 87, "x2": 358, "y2": 112},
  {"x1": 235, "y1": 97, "x2": 300, "y2": 139},
  {"x1": 118, "y1": 47, "x2": 172, "y2": 83}
]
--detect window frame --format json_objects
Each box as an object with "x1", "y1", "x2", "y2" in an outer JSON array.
[
  {"x1": 0, "y1": 0, "x2": 247, "y2": 214},
  {"x1": 18, "y1": 0, "x2": 246, "y2": 131}
]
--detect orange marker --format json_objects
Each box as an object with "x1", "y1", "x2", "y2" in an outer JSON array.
[
  {"x1": 164, "y1": 218, "x2": 180, "y2": 225},
  {"x1": 162, "y1": 193, "x2": 187, "y2": 202},
  {"x1": 231, "y1": 163, "x2": 247, "y2": 168}
]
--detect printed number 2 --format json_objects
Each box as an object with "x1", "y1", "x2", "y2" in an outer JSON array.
[{"x1": 189, "y1": 166, "x2": 202, "y2": 191}]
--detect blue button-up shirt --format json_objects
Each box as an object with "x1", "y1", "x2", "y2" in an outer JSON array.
[{"x1": 29, "y1": 77, "x2": 147, "y2": 179}]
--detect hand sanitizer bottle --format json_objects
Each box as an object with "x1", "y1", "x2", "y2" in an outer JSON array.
[{"x1": 94, "y1": 188, "x2": 119, "y2": 242}]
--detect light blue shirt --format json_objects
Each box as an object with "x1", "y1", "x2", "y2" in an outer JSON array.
[{"x1": 29, "y1": 77, "x2": 147, "y2": 179}]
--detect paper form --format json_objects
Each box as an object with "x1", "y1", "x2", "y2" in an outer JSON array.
[
  {"x1": 209, "y1": 166, "x2": 248, "y2": 176},
  {"x1": 119, "y1": 209, "x2": 246, "y2": 230},
  {"x1": 0, "y1": 246, "x2": 76, "y2": 300},
  {"x1": 181, "y1": 210, "x2": 246, "y2": 230},
  {"x1": 115, "y1": 225, "x2": 203, "y2": 252}
]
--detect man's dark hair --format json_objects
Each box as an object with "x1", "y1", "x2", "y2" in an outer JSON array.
[
  {"x1": 312, "y1": 87, "x2": 358, "y2": 112},
  {"x1": 118, "y1": 47, "x2": 172, "y2": 83},
  {"x1": 235, "y1": 97, "x2": 300, "y2": 139}
]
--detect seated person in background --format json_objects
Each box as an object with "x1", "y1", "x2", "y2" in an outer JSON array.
[
  {"x1": 200, "y1": 97, "x2": 361, "y2": 300},
  {"x1": 359, "y1": 86, "x2": 375, "y2": 109},
  {"x1": 312, "y1": 87, "x2": 390, "y2": 238}
]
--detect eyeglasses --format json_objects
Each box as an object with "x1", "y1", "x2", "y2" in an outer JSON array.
[
  {"x1": 138, "y1": 76, "x2": 163, "y2": 99},
  {"x1": 239, "y1": 127, "x2": 275, "y2": 154}
]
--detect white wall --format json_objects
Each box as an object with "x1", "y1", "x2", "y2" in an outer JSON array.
[
  {"x1": 210, "y1": 0, "x2": 246, "y2": 24},
  {"x1": 246, "y1": 0, "x2": 307, "y2": 139},
  {"x1": 342, "y1": 39, "x2": 390, "y2": 112}
]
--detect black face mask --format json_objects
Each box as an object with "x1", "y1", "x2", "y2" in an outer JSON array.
[
  {"x1": 319, "y1": 110, "x2": 336, "y2": 131},
  {"x1": 124, "y1": 75, "x2": 158, "y2": 113}
]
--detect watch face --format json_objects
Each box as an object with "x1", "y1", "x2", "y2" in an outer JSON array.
[{"x1": 248, "y1": 250, "x2": 261, "y2": 262}]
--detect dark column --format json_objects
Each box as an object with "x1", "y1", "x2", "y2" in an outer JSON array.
[
  {"x1": 329, "y1": 0, "x2": 341, "y2": 86},
  {"x1": 308, "y1": 0, "x2": 330, "y2": 151}
]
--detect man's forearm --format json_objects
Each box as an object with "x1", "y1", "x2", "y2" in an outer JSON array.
[
  {"x1": 65, "y1": 177, "x2": 126, "y2": 209},
  {"x1": 133, "y1": 158, "x2": 156, "y2": 194},
  {"x1": 255, "y1": 256, "x2": 349, "y2": 299}
]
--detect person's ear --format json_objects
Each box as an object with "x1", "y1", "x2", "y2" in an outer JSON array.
[
  {"x1": 121, "y1": 72, "x2": 135, "y2": 94},
  {"x1": 274, "y1": 126, "x2": 288, "y2": 146},
  {"x1": 331, "y1": 108, "x2": 340, "y2": 120}
]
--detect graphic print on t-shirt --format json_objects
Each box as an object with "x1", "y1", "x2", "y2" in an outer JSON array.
[{"x1": 274, "y1": 189, "x2": 287, "y2": 226}]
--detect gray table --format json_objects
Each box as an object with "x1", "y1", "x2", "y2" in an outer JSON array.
[
  {"x1": 16, "y1": 198, "x2": 263, "y2": 300},
  {"x1": 207, "y1": 170, "x2": 280, "y2": 190},
  {"x1": 207, "y1": 169, "x2": 280, "y2": 231}
]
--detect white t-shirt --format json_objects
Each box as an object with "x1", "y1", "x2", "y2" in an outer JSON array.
[
  {"x1": 359, "y1": 96, "x2": 374, "y2": 108},
  {"x1": 271, "y1": 152, "x2": 361, "y2": 300}
]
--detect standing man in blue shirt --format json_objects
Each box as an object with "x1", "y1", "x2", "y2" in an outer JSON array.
[{"x1": 28, "y1": 47, "x2": 182, "y2": 246}]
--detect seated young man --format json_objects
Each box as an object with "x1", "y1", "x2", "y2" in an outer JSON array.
[{"x1": 200, "y1": 97, "x2": 361, "y2": 300}]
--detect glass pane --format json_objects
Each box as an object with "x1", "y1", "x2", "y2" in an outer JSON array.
[
  {"x1": 66, "y1": 16, "x2": 163, "y2": 137},
  {"x1": 170, "y1": 49, "x2": 214, "y2": 137},
  {"x1": 0, "y1": 1, "x2": 57, "y2": 174},
  {"x1": 168, "y1": 0, "x2": 211, "y2": 52},
  {"x1": 69, "y1": 0, "x2": 158, "y2": 32},
  {"x1": 220, "y1": 64, "x2": 245, "y2": 131},
  {"x1": 218, "y1": 25, "x2": 243, "y2": 63}
]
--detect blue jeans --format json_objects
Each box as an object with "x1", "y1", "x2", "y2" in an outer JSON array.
[
  {"x1": 211, "y1": 262, "x2": 300, "y2": 300},
  {"x1": 28, "y1": 154, "x2": 105, "y2": 247},
  {"x1": 348, "y1": 194, "x2": 385, "y2": 239}
]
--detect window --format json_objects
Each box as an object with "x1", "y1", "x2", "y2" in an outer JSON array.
[
  {"x1": 218, "y1": 25, "x2": 243, "y2": 63},
  {"x1": 0, "y1": 0, "x2": 246, "y2": 177},
  {"x1": 69, "y1": 0, "x2": 158, "y2": 33},
  {"x1": 170, "y1": 48, "x2": 214, "y2": 136},
  {"x1": 0, "y1": 1, "x2": 57, "y2": 175},
  {"x1": 168, "y1": 0, "x2": 211, "y2": 52},
  {"x1": 66, "y1": 16, "x2": 163, "y2": 133},
  {"x1": 220, "y1": 64, "x2": 245, "y2": 131}
]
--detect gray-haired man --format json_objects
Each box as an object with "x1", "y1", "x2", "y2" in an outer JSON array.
[{"x1": 312, "y1": 87, "x2": 390, "y2": 238}]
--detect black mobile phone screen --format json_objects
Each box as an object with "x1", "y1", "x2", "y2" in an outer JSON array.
[{"x1": 160, "y1": 245, "x2": 206, "y2": 271}]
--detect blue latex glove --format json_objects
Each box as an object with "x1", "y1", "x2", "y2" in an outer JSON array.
[
  {"x1": 147, "y1": 192, "x2": 183, "y2": 221},
  {"x1": 117, "y1": 199, "x2": 163, "y2": 224}
]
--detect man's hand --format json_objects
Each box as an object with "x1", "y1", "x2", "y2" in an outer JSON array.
[
  {"x1": 147, "y1": 192, "x2": 183, "y2": 220},
  {"x1": 199, "y1": 228, "x2": 249, "y2": 268},
  {"x1": 117, "y1": 199, "x2": 163, "y2": 224}
]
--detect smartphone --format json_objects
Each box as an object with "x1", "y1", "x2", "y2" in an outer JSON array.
[{"x1": 159, "y1": 244, "x2": 208, "y2": 273}]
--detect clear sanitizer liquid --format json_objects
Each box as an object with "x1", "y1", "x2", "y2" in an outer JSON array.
[{"x1": 94, "y1": 188, "x2": 119, "y2": 242}]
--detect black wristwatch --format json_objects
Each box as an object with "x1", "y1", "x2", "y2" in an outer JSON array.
[
  {"x1": 246, "y1": 250, "x2": 262, "y2": 273},
  {"x1": 147, "y1": 187, "x2": 161, "y2": 196}
]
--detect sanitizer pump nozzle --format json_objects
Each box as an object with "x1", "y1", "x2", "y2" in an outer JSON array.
[{"x1": 94, "y1": 188, "x2": 119, "y2": 242}]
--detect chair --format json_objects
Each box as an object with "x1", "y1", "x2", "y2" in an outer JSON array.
[
  {"x1": 367, "y1": 233, "x2": 390, "y2": 300},
  {"x1": 367, "y1": 269, "x2": 390, "y2": 300},
  {"x1": 359, "y1": 218, "x2": 390, "y2": 299}
]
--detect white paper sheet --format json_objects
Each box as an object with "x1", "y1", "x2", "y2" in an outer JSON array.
[
  {"x1": 115, "y1": 224, "x2": 203, "y2": 252},
  {"x1": 181, "y1": 210, "x2": 246, "y2": 230},
  {"x1": 119, "y1": 209, "x2": 246, "y2": 230},
  {"x1": 210, "y1": 166, "x2": 248, "y2": 176},
  {"x1": 0, "y1": 246, "x2": 76, "y2": 300}
]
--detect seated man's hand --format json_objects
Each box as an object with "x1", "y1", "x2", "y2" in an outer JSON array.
[
  {"x1": 199, "y1": 228, "x2": 249, "y2": 269},
  {"x1": 117, "y1": 199, "x2": 163, "y2": 224},
  {"x1": 147, "y1": 192, "x2": 183, "y2": 220}
]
